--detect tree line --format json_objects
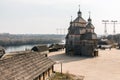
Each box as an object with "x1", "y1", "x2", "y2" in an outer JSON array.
[{"x1": 0, "y1": 33, "x2": 65, "y2": 47}]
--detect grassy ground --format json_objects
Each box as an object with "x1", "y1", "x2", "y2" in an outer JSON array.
[{"x1": 50, "y1": 72, "x2": 84, "y2": 80}]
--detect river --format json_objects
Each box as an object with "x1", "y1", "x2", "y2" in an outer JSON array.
[
  {"x1": 5, "y1": 44, "x2": 50, "y2": 53},
  {"x1": 5, "y1": 39, "x2": 65, "y2": 53}
]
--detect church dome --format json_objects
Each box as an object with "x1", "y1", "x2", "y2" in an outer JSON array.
[
  {"x1": 86, "y1": 12, "x2": 94, "y2": 29},
  {"x1": 71, "y1": 8, "x2": 87, "y2": 27},
  {"x1": 86, "y1": 23, "x2": 94, "y2": 29}
]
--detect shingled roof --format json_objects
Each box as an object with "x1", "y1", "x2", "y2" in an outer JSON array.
[
  {"x1": 0, "y1": 51, "x2": 55, "y2": 80},
  {"x1": 31, "y1": 45, "x2": 49, "y2": 52},
  {"x1": 73, "y1": 17, "x2": 86, "y2": 24}
]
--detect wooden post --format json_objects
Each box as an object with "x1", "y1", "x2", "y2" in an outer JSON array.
[{"x1": 61, "y1": 62, "x2": 62, "y2": 74}]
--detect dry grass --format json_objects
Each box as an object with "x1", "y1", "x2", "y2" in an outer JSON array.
[{"x1": 50, "y1": 72, "x2": 84, "y2": 80}]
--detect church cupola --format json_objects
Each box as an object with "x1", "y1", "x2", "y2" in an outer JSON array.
[
  {"x1": 86, "y1": 11, "x2": 95, "y2": 33},
  {"x1": 88, "y1": 11, "x2": 92, "y2": 23},
  {"x1": 88, "y1": 17, "x2": 92, "y2": 23},
  {"x1": 70, "y1": 16, "x2": 72, "y2": 24},
  {"x1": 78, "y1": 5, "x2": 82, "y2": 17}
]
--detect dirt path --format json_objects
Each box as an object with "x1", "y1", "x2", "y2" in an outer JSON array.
[{"x1": 48, "y1": 49, "x2": 120, "y2": 80}]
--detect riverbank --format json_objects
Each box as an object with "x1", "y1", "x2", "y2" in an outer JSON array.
[
  {"x1": 0, "y1": 34, "x2": 64, "y2": 47},
  {"x1": 48, "y1": 48, "x2": 120, "y2": 80}
]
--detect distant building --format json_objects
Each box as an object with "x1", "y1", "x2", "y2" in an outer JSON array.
[
  {"x1": 49, "y1": 44, "x2": 64, "y2": 52},
  {"x1": 65, "y1": 8, "x2": 97, "y2": 56},
  {"x1": 98, "y1": 39, "x2": 113, "y2": 49},
  {"x1": 0, "y1": 46, "x2": 5, "y2": 58},
  {"x1": 31, "y1": 45, "x2": 49, "y2": 52},
  {"x1": 31, "y1": 45, "x2": 49, "y2": 57},
  {"x1": 0, "y1": 51, "x2": 55, "y2": 80}
]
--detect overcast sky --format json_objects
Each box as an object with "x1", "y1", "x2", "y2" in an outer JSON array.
[{"x1": 0, "y1": 0, "x2": 120, "y2": 35}]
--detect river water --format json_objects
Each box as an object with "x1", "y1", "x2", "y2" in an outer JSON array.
[
  {"x1": 5, "y1": 44, "x2": 51, "y2": 53},
  {"x1": 5, "y1": 44, "x2": 39, "y2": 53},
  {"x1": 5, "y1": 39, "x2": 65, "y2": 53}
]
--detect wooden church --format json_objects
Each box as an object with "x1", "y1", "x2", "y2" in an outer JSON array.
[{"x1": 65, "y1": 7, "x2": 98, "y2": 57}]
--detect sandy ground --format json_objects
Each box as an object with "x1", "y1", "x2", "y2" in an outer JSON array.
[{"x1": 48, "y1": 48, "x2": 120, "y2": 80}]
